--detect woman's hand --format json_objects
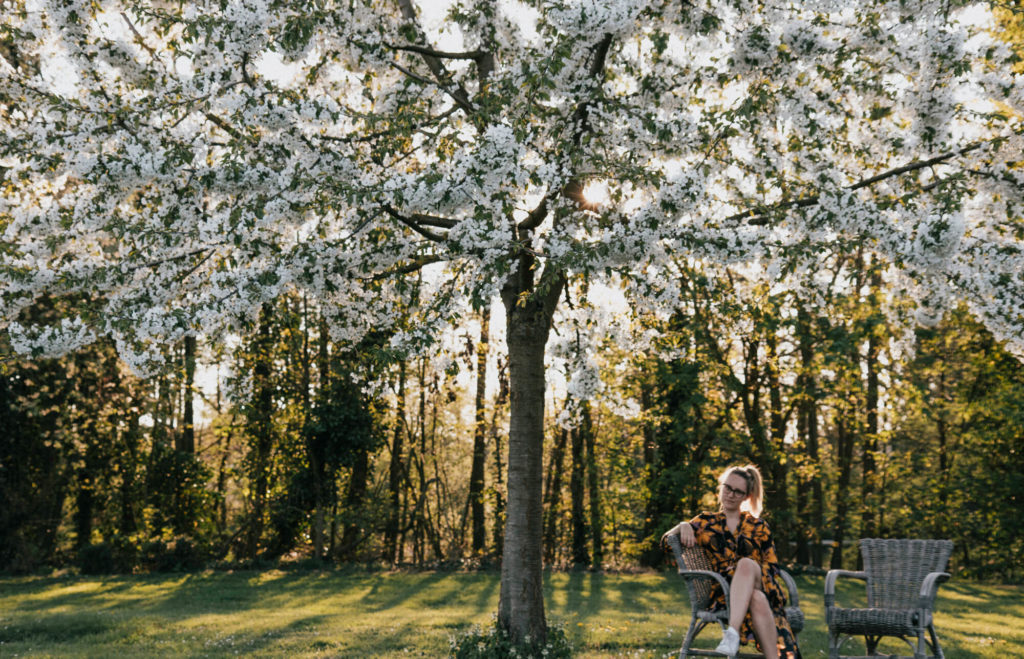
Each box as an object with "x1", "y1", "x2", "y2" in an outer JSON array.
[
  {"x1": 662, "y1": 522, "x2": 696, "y2": 547},
  {"x1": 677, "y1": 522, "x2": 696, "y2": 547}
]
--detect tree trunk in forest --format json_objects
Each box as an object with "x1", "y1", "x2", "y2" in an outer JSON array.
[
  {"x1": 491, "y1": 359, "x2": 508, "y2": 559},
  {"x1": 119, "y1": 399, "x2": 141, "y2": 537},
  {"x1": 766, "y1": 333, "x2": 789, "y2": 559},
  {"x1": 570, "y1": 419, "x2": 589, "y2": 567},
  {"x1": 582, "y1": 400, "x2": 603, "y2": 568},
  {"x1": 640, "y1": 379, "x2": 655, "y2": 469},
  {"x1": 385, "y1": 362, "x2": 407, "y2": 563},
  {"x1": 861, "y1": 268, "x2": 882, "y2": 540},
  {"x1": 861, "y1": 323, "x2": 880, "y2": 540},
  {"x1": 832, "y1": 414, "x2": 855, "y2": 569},
  {"x1": 414, "y1": 362, "x2": 429, "y2": 564},
  {"x1": 741, "y1": 337, "x2": 769, "y2": 468},
  {"x1": 795, "y1": 306, "x2": 823, "y2": 567},
  {"x1": 497, "y1": 264, "x2": 563, "y2": 645},
  {"x1": 177, "y1": 335, "x2": 196, "y2": 454},
  {"x1": 340, "y1": 448, "x2": 369, "y2": 560},
  {"x1": 74, "y1": 450, "x2": 95, "y2": 549},
  {"x1": 543, "y1": 425, "x2": 568, "y2": 564},
  {"x1": 309, "y1": 315, "x2": 329, "y2": 560},
  {"x1": 469, "y1": 308, "x2": 490, "y2": 555},
  {"x1": 246, "y1": 304, "x2": 275, "y2": 559}
]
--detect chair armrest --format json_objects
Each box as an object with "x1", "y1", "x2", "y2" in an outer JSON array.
[
  {"x1": 917, "y1": 571, "x2": 950, "y2": 610},
  {"x1": 778, "y1": 569, "x2": 800, "y2": 609},
  {"x1": 824, "y1": 569, "x2": 866, "y2": 608},
  {"x1": 664, "y1": 532, "x2": 688, "y2": 571},
  {"x1": 678, "y1": 568, "x2": 732, "y2": 595}
]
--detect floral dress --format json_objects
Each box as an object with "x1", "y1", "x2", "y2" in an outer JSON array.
[{"x1": 688, "y1": 511, "x2": 802, "y2": 659}]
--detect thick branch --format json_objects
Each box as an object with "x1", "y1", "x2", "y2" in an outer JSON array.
[
  {"x1": 519, "y1": 34, "x2": 614, "y2": 233},
  {"x1": 388, "y1": 43, "x2": 486, "y2": 61},
  {"x1": 729, "y1": 139, "x2": 992, "y2": 225},
  {"x1": 360, "y1": 254, "x2": 445, "y2": 281},
  {"x1": 382, "y1": 203, "x2": 449, "y2": 242},
  {"x1": 394, "y1": 0, "x2": 477, "y2": 114}
]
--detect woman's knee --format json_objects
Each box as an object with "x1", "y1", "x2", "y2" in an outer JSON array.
[
  {"x1": 750, "y1": 590, "x2": 771, "y2": 615},
  {"x1": 736, "y1": 557, "x2": 760, "y2": 576}
]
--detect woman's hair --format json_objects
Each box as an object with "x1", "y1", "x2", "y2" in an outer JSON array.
[{"x1": 718, "y1": 464, "x2": 764, "y2": 517}]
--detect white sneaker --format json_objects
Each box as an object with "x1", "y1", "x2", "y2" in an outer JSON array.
[{"x1": 715, "y1": 626, "x2": 740, "y2": 656}]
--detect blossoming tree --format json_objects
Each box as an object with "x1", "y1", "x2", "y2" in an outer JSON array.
[{"x1": 2, "y1": 0, "x2": 1022, "y2": 643}]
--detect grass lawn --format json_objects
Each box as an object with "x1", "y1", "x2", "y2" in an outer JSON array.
[{"x1": 1, "y1": 567, "x2": 1021, "y2": 657}]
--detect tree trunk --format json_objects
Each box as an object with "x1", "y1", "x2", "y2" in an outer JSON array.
[
  {"x1": 570, "y1": 418, "x2": 589, "y2": 567},
  {"x1": 246, "y1": 304, "x2": 275, "y2": 559},
  {"x1": 766, "y1": 332, "x2": 789, "y2": 559},
  {"x1": 543, "y1": 424, "x2": 568, "y2": 564},
  {"x1": 469, "y1": 307, "x2": 490, "y2": 555},
  {"x1": 582, "y1": 400, "x2": 602, "y2": 568},
  {"x1": 310, "y1": 315, "x2": 329, "y2": 560},
  {"x1": 795, "y1": 306, "x2": 823, "y2": 567},
  {"x1": 861, "y1": 323, "x2": 880, "y2": 539},
  {"x1": 831, "y1": 414, "x2": 855, "y2": 569},
  {"x1": 861, "y1": 268, "x2": 882, "y2": 540},
  {"x1": 385, "y1": 362, "x2": 407, "y2": 562},
  {"x1": 177, "y1": 335, "x2": 196, "y2": 454},
  {"x1": 497, "y1": 265, "x2": 563, "y2": 645},
  {"x1": 491, "y1": 359, "x2": 508, "y2": 559},
  {"x1": 340, "y1": 448, "x2": 369, "y2": 560}
]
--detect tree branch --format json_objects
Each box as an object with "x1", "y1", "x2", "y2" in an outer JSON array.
[
  {"x1": 382, "y1": 203, "x2": 449, "y2": 242},
  {"x1": 728, "y1": 138, "x2": 995, "y2": 225},
  {"x1": 360, "y1": 254, "x2": 445, "y2": 281},
  {"x1": 387, "y1": 43, "x2": 486, "y2": 61},
  {"x1": 393, "y1": 0, "x2": 478, "y2": 114},
  {"x1": 519, "y1": 34, "x2": 615, "y2": 233}
]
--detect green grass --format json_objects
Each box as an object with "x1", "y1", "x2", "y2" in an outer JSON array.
[{"x1": 0, "y1": 568, "x2": 1020, "y2": 657}]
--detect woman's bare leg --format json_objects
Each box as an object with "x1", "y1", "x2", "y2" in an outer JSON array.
[
  {"x1": 727, "y1": 557, "x2": 760, "y2": 630},
  {"x1": 749, "y1": 590, "x2": 779, "y2": 659},
  {"x1": 727, "y1": 558, "x2": 780, "y2": 659}
]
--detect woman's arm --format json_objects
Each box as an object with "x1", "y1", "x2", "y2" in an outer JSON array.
[{"x1": 662, "y1": 520, "x2": 698, "y2": 547}]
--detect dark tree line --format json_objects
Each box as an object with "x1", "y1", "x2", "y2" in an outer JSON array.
[{"x1": 2, "y1": 280, "x2": 1023, "y2": 581}]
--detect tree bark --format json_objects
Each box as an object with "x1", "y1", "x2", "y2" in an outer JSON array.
[
  {"x1": 310, "y1": 315, "x2": 329, "y2": 560},
  {"x1": 178, "y1": 335, "x2": 196, "y2": 454},
  {"x1": 570, "y1": 417, "x2": 589, "y2": 567},
  {"x1": 385, "y1": 362, "x2": 407, "y2": 562},
  {"x1": 582, "y1": 400, "x2": 602, "y2": 568},
  {"x1": 491, "y1": 358, "x2": 508, "y2": 559},
  {"x1": 340, "y1": 448, "x2": 369, "y2": 560},
  {"x1": 469, "y1": 307, "x2": 490, "y2": 555},
  {"x1": 795, "y1": 306, "x2": 823, "y2": 567},
  {"x1": 543, "y1": 424, "x2": 568, "y2": 564},
  {"x1": 246, "y1": 303, "x2": 275, "y2": 559},
  {"x1": 831, "y1": 414, "x2": 855, "y2": 569},
  {"x1": 497, "y1": 264, "x2": 564, "y2": 645},
  {"x1": 766, "y1": 332, "x2": 789, "y2": 559},
  {"x1": 861, "y1": 269, "x2": 882, "y2": 540}
]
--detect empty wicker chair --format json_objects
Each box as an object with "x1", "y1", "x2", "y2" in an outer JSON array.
[
  {"x1": 665, "y1": 533, "x2": 804, "y2": 658},
  {"x1": 825, "y1": 538, "x2": 953, "y2": 659}
]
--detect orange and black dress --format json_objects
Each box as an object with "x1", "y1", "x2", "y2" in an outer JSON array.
[{"x1": 689, "y1": 511, "x2": 802, "y2": 659}]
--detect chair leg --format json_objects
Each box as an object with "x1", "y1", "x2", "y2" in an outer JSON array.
[
  {"x1": 864, "y1": 634, "x2": 880, "y2": 655},
  {"x1": 680, "y1": 618, "x2": 702, "y2": 659},
  {"x1": 914, "y1": 628, "x2": 927, "y2": 659},
  {"x1": 828, "y1": 630, "x2": 840, "y2": 659},
  {"x1": 928, "y1": 623, "x2": 944, "y2": 659}
]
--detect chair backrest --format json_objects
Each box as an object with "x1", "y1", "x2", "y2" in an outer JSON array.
[
  {"x1": 665, "y1": 534, "x2": 716, "y2": 611},
  {"x1": 860, "y1": 538, "x2": 953, "y2": 609}
]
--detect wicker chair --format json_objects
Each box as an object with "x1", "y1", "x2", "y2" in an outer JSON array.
[
  {"x1": 665, "y1": 533, "x2": 804, "y2": 659},
  {"x1": 825, "y1": 538, "x2": 953, "y2": 659}
]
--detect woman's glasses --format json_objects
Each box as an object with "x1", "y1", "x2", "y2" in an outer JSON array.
[{"x1": 722, "y1": 484, "x2": 748, "y2": 498}]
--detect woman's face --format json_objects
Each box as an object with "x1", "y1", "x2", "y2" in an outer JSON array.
[{"x1": 719, "y1": 473, "x2": 749, "y2": 511}]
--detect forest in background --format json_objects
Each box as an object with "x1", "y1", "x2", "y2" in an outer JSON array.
[{"x1": 3, "y1": 258, "x2": 1023, "y2": 582}]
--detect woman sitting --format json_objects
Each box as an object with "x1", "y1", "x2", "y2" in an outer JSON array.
[{"x1": 663, "y1": 464, "x2": 801, "y2": 659}]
